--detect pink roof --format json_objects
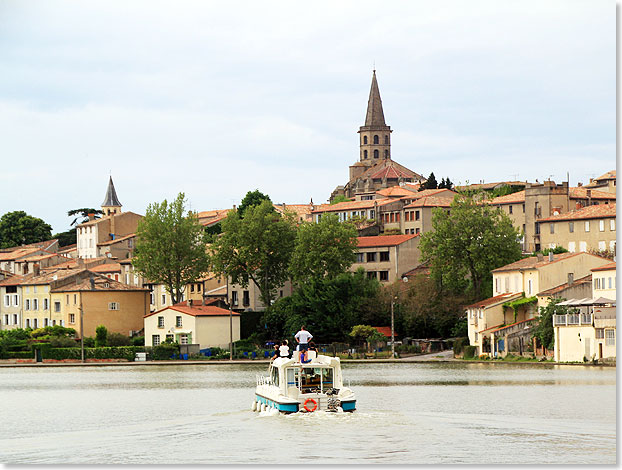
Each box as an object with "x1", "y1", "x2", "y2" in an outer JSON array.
[
  {"x1": 145, "y1": 304, "x2": 240, "y2": 318},
  {"x1": 592, "y1": 262, "x2": 616, "y2": 272},
  {"x1": 357, "y1": 234, "x2": 418, "y2": 248},
  {"x1": 539, "y1": 203, "x2": 616, "y2": 222}
]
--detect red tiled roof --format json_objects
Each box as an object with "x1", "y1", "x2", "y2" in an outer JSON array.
[
  {"x1": 404, "y1": 196, "x2": 453, "y2": 209},
  {"x1": 539, "y1": 203, "x2": 616, "y2": 222},
  {"x1": 312, "y1": 199, "x2": 392, "y2": 214},
  {"x1": 479, "y1": 323, "x2": 506, "y2": 333},
  {"x1": 465, "y1": 293, "x2": 522, "y2": 309},
  {"x1": 88, "y1": 263, "x2": 122, "y2": 273},
  {"x1": 376, "y1": 186, "x2": 416, "y2": 197},
  {"x1": 145, "y1": 304, "x2": 239, "y2": 318},
  {"x1": 357, "y1": 234, "x2": 418, "y2": 248},
  {"x1": 97, "y1": 233, "x2": 135, "y2": 246},
  {"x1": 537, "y1": 274, "x2": 592, "y2": 296},
  {"x1": 489, "y1": 318, "x2": 536, "y2": 335},
  {"x1": 491, "y1": 252, "x2": 590, "y2": 273},
  {"x1": 569, "y1": 187, "x2": 616, "y2": 200},
  {"x1": 0, "y1": 247, "x2": 41, "y2": 261},
  {"x1": 372, "y1": 326, "x2": 395, "y2": 338},
  {"x1": 592, "y1": 262, "x2": 616, "y2": 272},
  {"x1": 489, "y1": 190, "x2": 526, "y2": 205}
]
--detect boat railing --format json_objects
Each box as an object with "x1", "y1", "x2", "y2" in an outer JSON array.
[{"x1": 256, "y1": 374, "x2": 273, "y2": 387}]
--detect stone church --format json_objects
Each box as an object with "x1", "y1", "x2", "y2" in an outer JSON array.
[{"x1": 330, "y1": 71, "x2": 425, "y2": 202}]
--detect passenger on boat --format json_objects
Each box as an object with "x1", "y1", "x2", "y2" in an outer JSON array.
[
  {"x1": 295, "y1": 326, "x2": 313, "y2": 351},
  {"x1": 308, "y1": 342, "x2": 318, "y2": 354},
  {"x1": 279, "y1": 340, "x2": 290, "y2": 358},
  {"x1": 271, "y1": 344, "x2": 280, "y2": 361}
]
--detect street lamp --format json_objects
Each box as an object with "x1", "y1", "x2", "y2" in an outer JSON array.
[
  {"x1": 391, "y1": 276, "x2": 409, "y2": 358},
  {"x1": 226, "y1": 274, "x2": 233, "y2": 361}
]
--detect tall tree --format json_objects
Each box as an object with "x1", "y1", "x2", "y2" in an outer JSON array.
[
  {"x1": 419, "y1": 172, "x2": 438, "y2": 191},
  {"x1": 132, "y1": 193, "x2": 210, "y2": 305},
  {"x1": 289, "y1": 213, "x2": 358, "y2": 285},
  {"x1": 419, "y1": 194, "x2": 522, "y2": 300},
  {"x1": 237, "y1": 190, "x2": 272, "y2": 219},
  {"x1": 67, "y1": 208, "x2": 104, "y2": 226},
  {"x1": 0, "y1": 211, "x2": 52, "y2": 248},
  {"x1": 210, "y1": 199, "x2": 296, "y2": 307}
]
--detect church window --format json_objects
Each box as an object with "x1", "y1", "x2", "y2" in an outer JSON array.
[
  {"x1": 364, "y1": 150, "x2": 368, "y2": 159},
  {"x1": 374, "y1": 135, "x2": 379, "y2": 144},
  {"x1": 384, "y1": 135, "x2": 388, "y2": 144},
  {"x1": 384, "y1": 150, "x2": 389, "y2": 158},
  {"x1": 374, "y1": 149, "x2": 379, "y2": 158},
  {"x1": 363, "y1": 136, "x2": 368, "y2": 144}
]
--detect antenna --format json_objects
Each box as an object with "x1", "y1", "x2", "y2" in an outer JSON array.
[
  {"x1": 510, "y1": 174, "x2": 519, "y2": 180},
  {"x1": 373, "y1": 60, "x2": 376, "y2": 72}
]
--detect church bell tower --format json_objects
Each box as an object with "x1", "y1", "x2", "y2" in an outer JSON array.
[{"x1": 357, "y1": 70, "x2": 392, "y2": 166}]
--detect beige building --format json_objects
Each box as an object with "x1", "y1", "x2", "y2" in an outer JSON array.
[
  {"x1": 584, "y1": 170, "x2": 616, "y2": 194},
  {"x1": 350, "y1": 234, "x2": 420, "y2": 283},
  {"x1": 144, "y1": 303, "x2": 240, "y2": 349},
  {"x1": 0, "y1": 275, "x2": 24, "y2": 330},
  {"x1": 402, "y1": 195, "x2": 453, "y2": 235},
  {"x1": 538, "y1": 203, "x2": 616, "y2": 254},
  {"x1": 552, "y1": 262, "x2": 616, "y2": 363}
]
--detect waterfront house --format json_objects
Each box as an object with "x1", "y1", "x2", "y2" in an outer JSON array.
[
  {"x1": 144, "y1": 301, "x2": 240, "y2": 349},
  {"x1": 350, "y1": 234, "x2": 420, "y2": 283}
]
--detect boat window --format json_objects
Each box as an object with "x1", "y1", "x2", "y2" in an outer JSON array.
[
  {"x1": 286, "y1": 368, "x2": 297, "y2": 388},
  {"x1": 298, "y1": 367, "x2": 334, "y2": 393},
  {"x1": 271, "y1": 366, "x2": 279, "y2": 386}
]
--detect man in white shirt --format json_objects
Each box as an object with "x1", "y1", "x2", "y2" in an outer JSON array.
[{"x1": 294, "y1": 326, "x2": 313, "y2": 351}]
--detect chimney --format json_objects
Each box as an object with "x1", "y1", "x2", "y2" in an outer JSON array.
[
  {"x1": 188, "y1": 299, "x2": 193, "y2": 307},
  {"x1": 87, "y1": 213, "x2": 95, "y2": 221},
  {"x1": 33, "y1": 264, "x2": 40, "y2": 276},
  {"x1": 77, "y1": 258, "x2": 85, "y2": 269},
  {"x1": 568, "y1": 272, "x2": 574, "y2": 286},
  {"x1": 89, "y1": 274, "x2": 95, "y2": 290},
  {"x1": 548, "y1": 252, "x2": 554, "y2": 262},
  {"x1": 577, "y1": 182, "x2": 583, "y2": 187},
  {"x1": 537, "y1": 253, "x2": 544, "y2": 262}
]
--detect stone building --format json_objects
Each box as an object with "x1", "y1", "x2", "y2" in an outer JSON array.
[{"x1": 330, "y1": 71, "x2": 424, "y2": 201}]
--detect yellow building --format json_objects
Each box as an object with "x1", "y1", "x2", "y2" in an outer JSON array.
[{"x1": 144, "y1": 302, "x2": 240, "y2": 349}]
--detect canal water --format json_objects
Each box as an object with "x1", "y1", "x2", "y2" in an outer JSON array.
[{"x1": 0, "y1": 362, "x2": 615, "y2": 464}]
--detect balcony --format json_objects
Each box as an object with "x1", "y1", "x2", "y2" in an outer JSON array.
[{"x1": 553, "y1": 313, "x2": 593, "y2": 327}]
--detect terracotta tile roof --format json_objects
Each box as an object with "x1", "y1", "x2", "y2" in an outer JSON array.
[
  {"x1": 539, "y1": 203, "x2": 616, "y2": 222},
  {"x1": 16, "y1": 268, "x2": 85, "y2": 286},
  {"x1": 198, "y1": 209, "x2": 231, "y2": 226},
  {"x1": 403, "y1": 183, "x2": 422, "y2": 191},
  {"x1": 489, "y1": 318, "x2": 536, "y2": 334},
  {"x1": 58, "y1": 244, "x2": 77, "y2": 252},
  {"x1": 491, "y1": 252, "x2": 610, "y2": 273},
  {"x1": 489, "y1": 190, "x2": 526, "y2": 205},
  {"x1": 402, "y1": 263, "x2": 430, "y2": 277},
  {"x1": 52, "y1": 273, "x2": 148, "y2": 292},
  {"x1": 97, "y1": 233, "x2": 135, "y2": 246},
  {"x1": 41, "y1": 257, "x2": 108, "y2": 271},
  {"x1": 20, "y1": 252, "x2": 70, "y2": 263},
  {"x1": 376, "y1": 186, "x2": 417, "y2": 197},
  {"x1": 88, "y1": 263, "x2": 122, "y2": 273},
  {"x1": 587, "y1": 170, "x2": 616, "y2": 183},
  {"x1": 465, "y1": 293, "x2": 522, "y2": 309},
  {"x1": 411, "y1": 188, "x2": 457, "y2": 199},
  {"x1": 372, "y1": 326, "x2": 395, "y2": 338},
  {"x1": 145, "y1": 304, "x2": 239, "y2": 318},
  {"x1": 404, "y1": 196, "x2": 453, "y2": 209},
  {"x1": 312, "y1": 199, "x2": 392, "y2": 214},
  {"x1": 0, "y1": 247, "x2": 41, "y2": 261},
  {"x1": 456, "y1": 181, "x2": 526, "y2": 191},
  {"x1": 569, "y1": 187, "x2": 616, "y2": 200},
  {"x1": 0, "y1": 274, "x2": 25, "y2": 286},
  {"x1": 357, "y1": 234, "x2": 418, "y2": 248},
  {"x1": 592, "y1": 262, "x2": 616, "y2": 272},
  {"x1": 478, "y1": 322, "x2": 506, "y2": 333},
  {"x1": 537, "y1": 274, "x2": 592, "y2": 296},
  {"x1": 354, "y1": 159, "x2": 423, "y2": 183},
  {"x1": 77, "y1": 211, "x2": 143, "y2": 227},
  {"x1": 0, "y1": 238, "x2": 60, "y2": 253}
]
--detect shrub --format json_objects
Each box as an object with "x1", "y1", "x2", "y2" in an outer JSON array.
[
  {"x1": 83, "y1": 337, "x2": 95, "y2": 348},
  {"x1": 452, "y1": 337, "x2": 469, "y2": 356},
  {"x1": 463, "y1": 345, "x2": 476, "y2": 359},
  {"x1": 107, "y1": 332, "x2": 131, "y2": 346},
  {"x1": 49, "y1": 336, "x2": 79, "y2": 348},
  {"x1": 131, "y1": 336, "x2": 145, "y2": 346},
  {"x1": 95, "y1": 325, "x2": 108, "y2": 347},
  {"x1": 150, "y1": 342, "x2": 180, "y2": 360}
]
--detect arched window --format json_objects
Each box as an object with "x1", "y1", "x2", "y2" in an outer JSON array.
[
  {"x1": 384, "y1": 135, "x2": 389, "y2": 144},
  {"x1": 363, "y1": 136, "x2": 368, "y2": 144},
  {"x1": 374, "y1": 149, "x2": 379, "y2": 158},
  {"x1": 374, "y1": 135, "x2": 379, "y2": 144},
  {"x1": 384, "y1": 149, "x2": 389, "y2": 158},
  {"x1": 363, "y1": 150, "x2": 368, "y2": 159}
]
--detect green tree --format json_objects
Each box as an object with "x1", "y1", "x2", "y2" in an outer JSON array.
[
  {"x1": 420, "y1": 172, "x2": 438, "y2": 191},
  {"x1": 95, "y1": 325, "x2": 108, "y2": 347},
  {"x1": 67, "y1": 208, "x2": 103, "y2": 226},
  {"x1": 262, "y1": 269, "x2": 381, "y2": 343},
  {"x1": 0, "y1": 211, "x2": 53, "y2": 248},
  {"x1": 133, "y1": 193, "x2": 210, "y2": 305},
  {"x1": 210, "y1": 199, "x2": 296, "y2": 307},
  {"x1": 290, "y1": 214, "x2": 358, "y2": 285},
  {"x1": 237, "y1": 190, "x2": 272, "y2": 218},
  {"x1": 52, "y1": 228, "x2": 76, "y2": 247},
  {"x1": 330, "y1": 195, "x2": 351, "y2": 205},
  {"x1": 533, "y1": 298, "x2": 568, "y2": 350},
  {"x1": 420, "y1": 194, "x2": 522, "y2": 300}
]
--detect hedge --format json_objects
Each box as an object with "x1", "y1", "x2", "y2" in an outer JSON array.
[
  {"x1": 4, "y1": 346, "x2": 147, "y2": 361},
  {"x1": 463, "y1": 345, "x2": 476, "y2": 359},
  {"x1": 452, "y1": 337, "x2": 469, "y2": 356}
]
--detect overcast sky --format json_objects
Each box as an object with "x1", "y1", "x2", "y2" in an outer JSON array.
[{"x1": 0, "y1": 0, "x2": 615, "y2": 233}]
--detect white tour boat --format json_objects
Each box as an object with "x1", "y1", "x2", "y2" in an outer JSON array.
[{"x1": 252, "y1": 350, "x2": 356, "y2": 413}]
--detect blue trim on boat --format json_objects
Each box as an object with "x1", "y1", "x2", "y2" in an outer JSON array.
[
  {"x1": 255, "y1": 394, "x2": 299, "y2": 413},
  {"x1": 341, "y1": 400, "x2": 356, "y2": 411}
]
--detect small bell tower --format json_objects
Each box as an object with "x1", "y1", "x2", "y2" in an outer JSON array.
[{"x1": 101, "y1": 176, "x2": 122, "y2": 216}]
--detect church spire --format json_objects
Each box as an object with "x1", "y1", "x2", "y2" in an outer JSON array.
[
  {"x1": 365, "y1": 70, "x2": 387, "y2": 127},
  {"x1": 101, "y1": 176, "x2": 122, "y2": 216}
]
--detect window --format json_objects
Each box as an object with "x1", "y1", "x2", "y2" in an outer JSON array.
[
  {"x1": 44, "y1": 318, "x2": 49, "y2": 327},
  {"x1": 190, "y1": 284, "x2": 195, "y2": 293},
  {"x1": 366, "y1": 252, "x2": 376, "y2": 262},
  {"x1": 384, "y1": 149, "x2": 389, "y2": 158},
  {"x1": 54, "y1": 301, "x2": 61, "y2": 313},
  {"x1": 568, "y1": 222, "x2": 574, "y2": 233},
  {"x1": 599, "y1": 220, "x2": 605, "y2": 232},
  {"x1": 363, "y1": 150, "x2": 368, "y2": 159},
  {"x1": 162, "y1": 294, "x2": 166, "y2": 305},
  {"x1": 13, "y1": 314, "x2": 17, "y2": 325},
  {"x1": 478, "y1": 310, "x2": 483, "y2": 319},
  {"x1": 12, "y1": 294, "x2": 18, "y2": 306},
  {"x1": 415, "y1": 210, "x2": 420, "y2": 221},
  {"x1": 43, "y1": 298, "x2": 49, "y2": 310},
  {"x1": 522, "y1": 204, "x2": 525, "y2": 213},
  {"x1": 166, "y1": 334, "x2": 174, "y2": 342},
  {"x1": 380, "y1": 252, "x2": 390, "y2": 262},
  {"x1": 363, "y1": 135, "x2": 368, "y2": 144},
  {"x1": 25, "y1": 319, "x2": 30, "y2": 328},
  {"x1": 608, "y1": 277, "x2": 612, "y2": 289},
  {"x1": 579, "y1": 241, "x2": 587, "y2": 252},
  {"x1": 509, "y1": 205, "x2": 513, "y2": 214},
  {"x1": 356, "y1": 252, "x2": 364, "y2": 263},
  {"x1": 180, "y1": 334, "x2": 189, "y2": 345},
  {"x1": 549, "y1": 223, "x2": 555, "y2": 234},
  {"x1": 598, "y1": 241, "x2": 606, "y2": 251},
  {"x1": 610, "y1": 219, "x2": 616, "y2": 231},
  {"x1": 33, "y1": 299, "x2": 38, "y2": 310},
  {"x1": 585, "y1": 221, "x2": 590, "y2": 232},
  {"x1": 33, "y1": 319, "x2": 38, "y2": 328},
  {"x1": 158, "y1": 316, "x2": 164, "y2": 328},
  {"x1": 568, "y1": 242, "x2": 576, "y2": 253},
  {"x1": 176, "y1": 316, "x2": 182, "y2": 327},
  {"x1": 74, "y1": 294, "x2": 77, "y2": 305},
  {"x1": 366, "y1": 271, "x2": 377, "y2": 279},
  {"x1": 197, "y1": 284, "x2": 202, "y2": 292},
  {"x1": 243, "y1": 290, "x2": 250, "y2": 307},
  {"x1": 415, "y1": 228, "x2": 420, "y2": 235},
  {"x1": 25, "y1": 299, "x2": 30, "y2": 310},
  {"x1": 69, "y1": 313, "x2": 75, "y2": 324},
  {"x1": 3, "y1": 314, "x2": 8, "y2": 325},
  {"x1": 374, "y1": 149, "x2": 379, "y2": 158},
  {"x1": 373, "y1": 135, "x2": 379, "y2": 144},
  {"x1": 527, "y1": 279, "x2": 532, "y2": 295},
  {"x1": 152, "y1": 335, "x2": 161, "y2": 346},
  {"x1": 66, "y1": 294, "x2": 69, "y2": 305},
  {"x1": 389, "y1": 213, "x2": 394, "y2": 223},
  {"x1": 384, "y1": 135, "x2": 388, "y2": 144},
  {"x1": 33, "y1": 286, "x2": 37, "y2": 294},
  {"x1": 595, "y1": 278, "x2": 600, "y2": 290},
  {"x1": 379, "y1": 271, "x2": 389, "y2": 282},
  {"x1": 108, "y1": 302, "x2": 119, "y2": 310},
  {"x1": 596, "y1": 328, "x2": 604, "y2": 339},
  {"x1": 3, "y1": 295, "x2": 9, "y2": 307},
  {"x1": 605, "y1": 329, "x2": 615, "y2": 346},
  {"x1": 232, "y1": 291, "x2": 238, "y2": 306}
]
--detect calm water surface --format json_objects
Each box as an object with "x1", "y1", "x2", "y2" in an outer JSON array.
[{"x1": 0, "y1": 362, "x2": 616, "y2": 464}]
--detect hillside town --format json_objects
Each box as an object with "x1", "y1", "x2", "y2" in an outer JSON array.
[{"x1": 0, "y1": 72, "x2": 616, "y2": 364}]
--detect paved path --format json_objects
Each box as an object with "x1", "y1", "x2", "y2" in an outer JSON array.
[{"x1": 398, "y1": 349, "x2": 457, "y2": 362}]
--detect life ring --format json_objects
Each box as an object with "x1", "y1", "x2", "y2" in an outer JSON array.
[{"x1": 303, "y1": 398, "x2": 318, "y2": 412}]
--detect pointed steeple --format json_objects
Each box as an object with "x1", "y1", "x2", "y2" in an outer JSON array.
[
  {"x1": 365, "y1": 70, "x2": 387, "y2": 127},
  {"x1": 101, "y1": 176, "x2": 122, "y2": 216}
]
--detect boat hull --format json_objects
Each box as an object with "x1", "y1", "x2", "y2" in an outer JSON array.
[{"x1": 254, "y1": 392, "x2": 356, "y2": 413}]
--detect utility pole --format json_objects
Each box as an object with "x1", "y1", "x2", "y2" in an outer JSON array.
[
  {"x1": 391, "y1": 298, "x2": 395, "y2": 358},
  {"x1": 227, "y1": 274, "x2": 233, "y2": 361},
  {"x1": 79, "y1": 294, "x2": 84, "y2": 363}
]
